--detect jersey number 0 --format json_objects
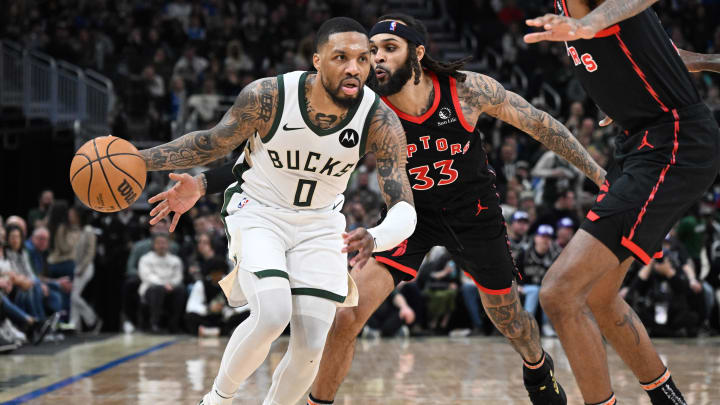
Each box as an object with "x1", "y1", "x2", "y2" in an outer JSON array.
[{"x1": 293, "y1": 179, "x2": 317, "y2": 207}]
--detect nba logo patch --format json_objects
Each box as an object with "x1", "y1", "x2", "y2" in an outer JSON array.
[
  {"x1": 238, "y1": 197, "x2": 250, "y2": 209},
  {"x1": 390, "y1": 21, "x2": 397, "y2": 31}
]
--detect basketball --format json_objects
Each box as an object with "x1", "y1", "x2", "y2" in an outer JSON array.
[{"x1": 70, "y1": 135, "x2": 146, "y2": 213}]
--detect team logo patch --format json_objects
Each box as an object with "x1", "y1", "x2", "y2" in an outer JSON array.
[
  {"x1": 438, "y1": 107, "x2": 452, "y2": 120},
  {"x1": 339, "y1": 128, "x2": 359, "y2": 148},
  {"x1": 390, "y1": 21, "x2": 397, "y2": 31}
]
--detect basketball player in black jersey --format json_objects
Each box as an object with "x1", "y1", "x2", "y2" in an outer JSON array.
[
  {"x1": 524, "y1": 1, "x2": 720, "y2": 404},
  {"x1": 147, "y1": 14, "x2": 606, "y2": 404}
]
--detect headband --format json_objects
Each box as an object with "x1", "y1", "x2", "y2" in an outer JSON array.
[{"x1": 369, "y1": 20, "x2": 425, "y2": 46}]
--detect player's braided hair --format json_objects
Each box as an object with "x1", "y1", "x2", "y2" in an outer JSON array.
[{"x1": 377, "y1": 13, "x2": 472, "y2": 83}]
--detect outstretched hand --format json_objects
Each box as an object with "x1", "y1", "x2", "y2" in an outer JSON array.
[
  {"x1": 148, "y1": 173, "x2": 204, "y2": 232},
  {"x1": 342, "y1": 228, "x2": 375, "y2": 270},
  {"x1": 524, "y1": 14, "x2": 596, "y2": 43}
]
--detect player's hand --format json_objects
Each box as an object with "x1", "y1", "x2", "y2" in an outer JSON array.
[
  {"x1": 148, "y1": 173, "x2": 204, "y2": 232},
  {"x1": 342, "y1": 228, "x2": 374, "y2": 269},
  {"x1": 399, "y1": 306, "x2": 416, "y2": 325},
  {"x1": 524, "y1": 14, "x2": 596, "y2": 43},
  {"x1": 599, "y1": 115, "x2": 614, "y2": 127}
]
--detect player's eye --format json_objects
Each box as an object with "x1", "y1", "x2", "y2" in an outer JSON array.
[
  {"x1": 359, "y1": 56, "x2": 368, "y2": 62},
  {"x1": 386, "y1": 46, "x2": 396, "y2": 52},
  {"x1": 335, "y1": 55, "x2": 345, "y2": 60},
  {"x1": 370, "y1": 48, "x2": 377, "y2": 54}
]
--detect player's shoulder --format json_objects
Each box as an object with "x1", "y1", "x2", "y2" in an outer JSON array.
[
  {"x1": 455, "y1": 71, "x2": 507, "y2": 109},
  {"x1": 236, "y1": 76, "x2": 279, "y2": 102}
]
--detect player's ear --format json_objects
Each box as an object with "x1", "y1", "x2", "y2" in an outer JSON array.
[
  {"x1": 312, "y1": 53, "x2": 321, "y2": 72},
  {"x1": 415, "y1": 44, "x2": 425, "y2": 63}
]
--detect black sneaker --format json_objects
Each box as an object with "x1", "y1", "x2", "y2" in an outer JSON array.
[
  {"x1": 31, "y1": 313, "x2": 59, "y2": 345},
  {"x1": 524, "y1": 353, "x2": 567, "y2": 405}
]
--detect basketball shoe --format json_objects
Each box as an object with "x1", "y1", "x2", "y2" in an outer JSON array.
[{"x1": 524, "y1": 353, "x2": 567, "y2": 404}]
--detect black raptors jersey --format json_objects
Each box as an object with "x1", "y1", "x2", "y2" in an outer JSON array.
[
  {"x1": 555, "y1": 1, "x2": 700, "y2": 131},
  {"x1": 382, "y1": 71, "x2": 495, "y2": 212}
]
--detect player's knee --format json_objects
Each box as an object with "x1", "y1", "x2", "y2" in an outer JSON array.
[
  {"x1": 334, "y1": 307, "x2": 363, "y2": 337},
  {"x1": 539, "y1": 281, "x2": 577, "y2": 319},
  {"x1": 255, "y1": 299, "x2": 292, "y2": 339}
]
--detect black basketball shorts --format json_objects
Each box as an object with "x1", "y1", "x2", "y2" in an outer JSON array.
[
  {"x1": 580, "y1": 103, "x2": 720, "y2": 264},
  {"x1": 373, "y1": 195, "x2": 517, "y2": 295}
]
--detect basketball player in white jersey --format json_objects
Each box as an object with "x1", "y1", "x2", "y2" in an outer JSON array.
[{"x1": 137, "y1": 17, "x2": 416, "y2": 405}]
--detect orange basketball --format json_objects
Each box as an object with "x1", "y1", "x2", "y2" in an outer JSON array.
[{"x1": 70, "y1": 135, "x2": 147, "y2": 213}]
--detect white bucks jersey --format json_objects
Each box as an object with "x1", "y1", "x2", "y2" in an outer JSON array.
[{"x1": 223, "y1": 71, "x2": 380, "y2": 212}]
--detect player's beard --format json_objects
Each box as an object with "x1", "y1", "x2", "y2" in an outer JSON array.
[
  {"x1": 321, "y1": 75, "x2": 364, "y2": 110},
  {"x1": 372, "y1": 50, "x2": 413, "y2": 96}
]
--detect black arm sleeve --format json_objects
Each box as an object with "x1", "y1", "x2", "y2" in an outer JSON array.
[{"x1": 204, "y1": 161, "x2": 236, "y2": 195}]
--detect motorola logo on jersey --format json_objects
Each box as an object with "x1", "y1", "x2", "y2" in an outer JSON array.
[{"x1": 338, "y1": 128, "x2": 359, "y2": 148}]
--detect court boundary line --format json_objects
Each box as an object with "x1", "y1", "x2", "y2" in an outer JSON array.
[{"x1": 1, "y1": 339, "x2": 178, "y2": 404}]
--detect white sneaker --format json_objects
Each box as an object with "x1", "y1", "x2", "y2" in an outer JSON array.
[
  {"x1": 542, "y1": 324, "x2": 557, "y2": 337},
  {"x1": 361, "y1": 326, "x2": 380, "y2": 339},
  {"x1": 198, "y1": 391, "x2": 232, "y2": 405},
  {"x1": 3, "y1": 319, "x2": 27, "y2": 344},
  {"x1": 123, "y1": 320, "x2": 135, "y2": 334}
]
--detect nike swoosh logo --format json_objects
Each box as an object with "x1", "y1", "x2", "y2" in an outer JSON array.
[
  {"x1": 332, "y1": 201, "x2": 342, "y2": 210},
  {"x1": 283, "y1": 123, "x2": 305, "y2": 131}
]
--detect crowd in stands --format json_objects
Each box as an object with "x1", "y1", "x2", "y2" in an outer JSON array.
[{"x1": 2, "y1": 0, "x2": 720, "y2": 350}]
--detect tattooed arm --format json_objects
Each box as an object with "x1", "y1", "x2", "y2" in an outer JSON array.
[
  {"x1": 457, "y1": 72, "x2": 605, "y2": 187},
  {"x1": 524, "y1": 0, "x2": 658, "y2": 43},
  {"x1": 579, "y1": 0, "x2": 658, "y2": 33},
  {"x1": 342, "y1": 102, "x2": 416, "y2": 268},
  {"x1": 366, "y1": 102, "x2": 414, "y2": 208},
  {"x1": 139, "y1": 77, "x2": 278, "y2": 171}
]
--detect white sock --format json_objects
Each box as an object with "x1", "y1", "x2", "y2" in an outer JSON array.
[
  {"x1": 213, "y1": 271, "x2": 292, "y2": 397},
  {"x1": 263, "y1": 295, "x2": 337, "y2": 405}
]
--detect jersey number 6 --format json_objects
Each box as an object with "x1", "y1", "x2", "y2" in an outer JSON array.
[{"x1": 408, "y1": 159, "x2": 459, "y2": 191}]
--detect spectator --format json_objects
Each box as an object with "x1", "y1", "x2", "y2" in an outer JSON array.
[
  {"x1": 69, "y1": 207, "x2": 101, "y2": 332},
  {"x1": 5, "y1": 225, "x2": 63, "y2": 323},
  {"x1": 564, "y1": 101, "x2": 585, "y2": 133},
  {"x1": 186, "y1": 79, "x2": 222, "y2": 129},
  {"x1": 27, "y1": 190, "x2": 54, "y2": 232},
  {"x1": 169, "y1": 75, "x2": 188, "y2": 123},
  {"x1": 47, "y1": 201, "x2": 79, "y2": 280},
  {"x1": 425, "y1": 257, "x2": 460, "y2": 333},
  {"x1": 508, "y1": 210, "x2": 531, "y2": 254},
  {"x1": 25, "y1": 227, "x2": 50, "y2": 275},
  {"x1": 346, "y1": 167, "x2": 381, "y2": 210},
  {"x1": 532, "y1": 150, "x2": 582, "y2": 207},
  {"x1": 534, "y1": 189, "x2": 581, "y2": 234},
  {"x1": 459, "y1": 274, "x2": 485, "y2": 336},
  {"x1": 224, "y1": 40, "x2": 253, "y2": 73},
  {"x1": 364, "y1": 290, "x2": 415, "y2": 338},
  {"x1": 173, "y1": 46, "x2": 208, "y2": 87},
  {"x1": 185, "y1": 258, "x2": 245, "y2": 336},
  {"x1": 555, "y1": 217, "x2": 575, "y2": 249},
  {"x1": 123, "y1": 220, "x2": 179, "y2": 332},
  {"x1": 627, "y1": 254, "x2": 702, "y2": 337},
  {"x1": 138, "y1": 234, "x2": 186, "y2": 333},
  {"x1": 517, "y1": 224, "x2": 560, "y2": 337}
]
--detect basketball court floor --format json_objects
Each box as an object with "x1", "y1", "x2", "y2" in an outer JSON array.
[{"x1": 1, "y1": 334, "x2": 719, "y2": 404}]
